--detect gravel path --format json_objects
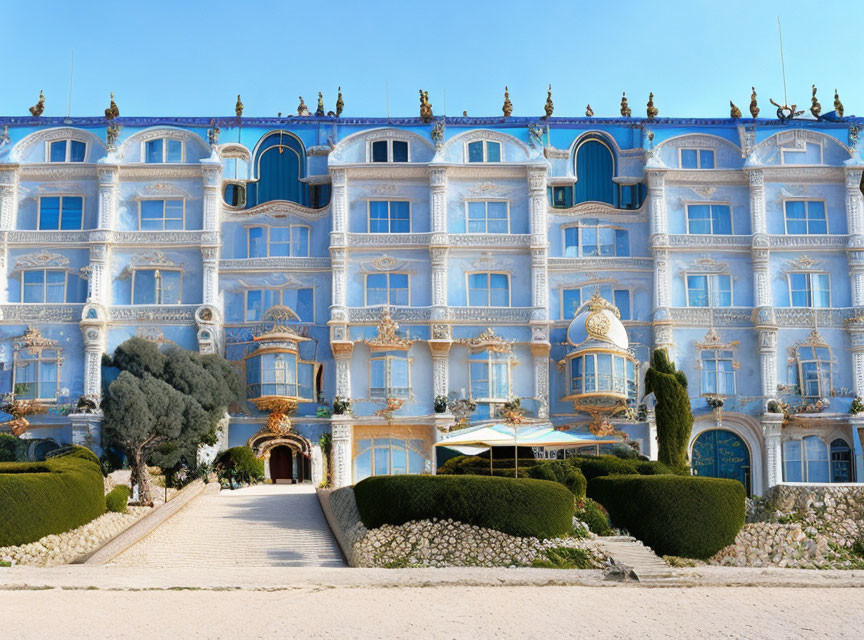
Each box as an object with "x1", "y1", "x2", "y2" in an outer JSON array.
[
  {"x1": 109, "y1": 484, "x2": 344, "y2": 568},
  {"x1": 4, "y1": 585, "x2": 864, "y2": 639}
]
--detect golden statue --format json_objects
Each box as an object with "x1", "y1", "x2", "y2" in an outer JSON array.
[
  {"x1": 834, "y1": 89, "x2": 844, "y2": 118},
  {"x1": 544, "y1": 84, "x2": 553, "y2": 118},
  {"x1": 419, "y1": 89, "x2": 434, "y2": 123},
  {"x1": 235, "y1": 94, "x2": 244, "y2": 117},
  {"x1": 810, "y1": 85, "x2": 821, "y2": 119},
  {"x1": 502, "y1": 86, "x2": 513, "y2": 118},
  {"x1": 585, "y1": 104, "x2": 594, "y2": 117},
  {"x1": 646, "y1": 92, "x2": 658, "y2": 120},
  {"x1": 29, "y1": 90, "x2": 45, "y2": 117},
  {"x1": 297, "y1": 96, "x2": 310, "y2": 116},
  {"x1": 315, "y1": 91, "x2": 325, "y2": 116},
  {"x1": 749, "y1": 87, "x2": 759, "y2": 118},
  {"x1": 620, "y1": 92, "x2": 631, "y2": 117},
  {"x1": 104, "y1": 92, "x2": 119, "y2": 120},
  {"x1": 730, "y1": 101, "x2": 741, "y2": 119},
  {"x1": 336, "y1": 86, "x2": 344, "y2": 117}
]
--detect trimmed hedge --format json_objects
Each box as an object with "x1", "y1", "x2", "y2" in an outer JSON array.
[
  {"x1": 0, "y1": 445, "x2": 105, "y2": 546},
  {"x1": 437, "y1": 455, "x2": 541, "y2": 475},
  {"x1": 214, "y1": 446, "x2": 264, "y2": 485},
  {"x1": 527, "y1": 461, "x2": 587, "y2": 498},
  {"x1": 354, "y1": 475, "x2": 573, "y2": 539},
  {"x1": 105, "y1": 484, "x2": 131, "y2": 513},
  {"x1": 567, "y1": 455, "x2": 671, "y2": 482},
  {"x1": 575, "y1": 497, "x2": 612, "y2": 536},
  {"x1": 588, "y1": 475, "x2": 745, "y2": 559}
]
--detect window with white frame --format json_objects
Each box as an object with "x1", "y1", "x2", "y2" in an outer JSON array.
[
  {"x1": 783, "y1": 436, "x2": 829, "y2": 482},
  {"x1": 563, "y1": 222, "x2": 629, "y2": 257},
  {"x1": 353, "y1": 437, "x2": 430, "y2": 480},
  {"x1": 679, "y1": 149, "x2": 715, "y2": 169},
  {"x1": 365, "y1": 273, "x2": 409, "y2": 306},
  {"x1": 13, "y1": 345, "x2": 60, "y2": 401},
  {"x1": 784, "y1": 201, "x2": 827, "y2": 234},
  {"x1": 569, "y1": 353, "x2": 633, "y2": 398},
  {"x1": 368, "y1": 200, "x2": 410, "y2": 233},
  {"x1": 781, "y1": 142, "x2": 822, "y2": 165},
  {"x1": 467, "y1": 140, "x2": 501, "y2": 163},
  {"x1": 144, "y1": 138, "x2": 184, "y2": 163},
  {"x1": 700, "y1": 349, "x2": 736, "y2": 395},
  {"x1": 788, "y1": 272, "x2": 831, "y2": 308},
  {"x1": 370, "y1": 139, "x2": 409, "y2": 163},
  {"x1": 561, "y1": 286, "x2": 631, "y2": 320},
  {"x1": 370, "y1": 351, "x2": 411, "y2": 399},
  {"x1": 466, "y1": 201, "x2": 509, "y2": 234},
  {"x1": 469, "y1": 350, "x2": 511, "y2": 401},
  {"x1": 38, "y1": 196, "x2": 83, "y2": 230},
  {"x1": 20, "y1": 269, "x2": 87, "y2": 303},
  {"x1": 247, "y1": 225, "x2": 310, "y2": 257},
  {"x1": 48, "y1": 140, "x2": 86, "y2": 163},
  {"x1": 686, "y1": 204, "x2": 732, "y2": 235},
  {"x1": 139, "y1": 199, "x2": 184, "y2": 231},
  {"x1": 246, "y1": 351, "x2": 316, "y2": 401},
  {"x1": 132, "y1": 268, "x2": 182, "y2": 304},
  {"x1": 467, "y1": 273, "x2": 510, "y2": 307},
  {"x1": 244, "y1": 288, "x2": 314, "y2": 322},
  {"x1": 686, "y1": 274, "x2": 732, "y2": 307},
  {"x1": 796, "y1": 344, "x2": 832, "y2": 398}
]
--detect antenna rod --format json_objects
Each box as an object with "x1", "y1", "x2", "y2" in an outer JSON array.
[
  {"x1": 777, "y1": 17, "x2": 788, "y2": 107},
  {"x1": 67, "y1": 49, "x2": 74, "y2": 118}
]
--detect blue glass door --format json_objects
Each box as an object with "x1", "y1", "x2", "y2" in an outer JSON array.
[{"x1": 692, "y1": 429, "x2": 751, "y2": 495}]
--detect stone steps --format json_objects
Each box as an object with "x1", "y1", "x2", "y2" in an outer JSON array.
[{"x1": 595, "y1": 536, "x2": 675, "y2": 580}]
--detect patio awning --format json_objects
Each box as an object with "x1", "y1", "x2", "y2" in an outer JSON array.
[{"x1": 436, "y1": 423, "x2": 622, "y2": 449}]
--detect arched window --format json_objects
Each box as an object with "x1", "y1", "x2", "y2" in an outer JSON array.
[
  {"x1": 830, "y1": 438, "x2": 854, "y2": 483},
  {"x1": 246, "y1": 133, "x2": 307, "y2": 207},
  {"x1": 574, "y1": 139, "x2": 616, "y2": 205}
]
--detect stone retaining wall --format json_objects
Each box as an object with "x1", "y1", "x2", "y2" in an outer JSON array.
[{"x1": 316, "y1": 486, "x2": 367, "y2": 566}]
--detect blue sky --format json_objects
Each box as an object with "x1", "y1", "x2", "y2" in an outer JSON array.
[{"x1": 1, "y1": 0, "x2": 860, "y2": 119}]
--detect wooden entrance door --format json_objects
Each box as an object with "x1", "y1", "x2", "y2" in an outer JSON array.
[{"x1": 269, "y1": 446, "x2": 294, "y2": 482}]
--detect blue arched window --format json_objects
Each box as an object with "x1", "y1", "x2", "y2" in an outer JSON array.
[
  {"x1": 246, "y1": 132, "x2": 307, "y2": 207},
  {"x1": 574, "y1": 138, "x2": 616, "y2": 206}
]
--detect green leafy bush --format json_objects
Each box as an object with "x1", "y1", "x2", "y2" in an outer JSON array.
[
  {"x1": 214, "y1": 446, "x2": 264, "y2": 486},
  {"x1": 532, "y1": 546, "x2": 596, "y2": 569},
  {"x1": 567, "y1": 455, "x2": 670, "y2": 482},
  {"x1": 644, "y1": 349, "x2": 694, "y2": 472},
  {"x1": 437, "y1": 455, "x2": 540, "y2": 475},
  {"x1": 0, "y1": 433, "x2": 25, "y2": 462},
  {"x1": 354, "y1": 475, "x2": 573, "y2": 539},
  {"x1": 575, "y1": 497, "x2": 612, "y2": 536},
  {"x1": 105, "y1": 484, "x2": 131, "y2": 513},
  {"x1": 0, "y1": 445, "x2": 105, "y2": 546},
  {"x1": 588, "y1": 475, "x2": 745, "y2": 558},
  {"x1": 527, "y1": 460, "x2": 587, "y2": 498}
]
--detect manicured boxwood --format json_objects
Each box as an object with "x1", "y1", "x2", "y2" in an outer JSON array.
[
  {"x1": 568, "y1": 455, "x2": 671, "y2": 482},
  {"x1": 527, "y1": 460, "x2": 587, "y2": 499},
  {"x1": 437, "y1": 455, "x2": 540, "y2": 476},
  {"x1": 588, "y1": 474, "x2": 745, "y2": 559},
  {"x1": 105, "y1": 484, "x2": 131, "y2": 513},
  {"x1": 354, "y1": 474, "x2": 573, "y2": 539},
  {"x1": 214, "y1": 446, "x2": 264, "y2": 485},
  {"x1": 0, "y1": 445, "x2": 105, "y2": 547}
]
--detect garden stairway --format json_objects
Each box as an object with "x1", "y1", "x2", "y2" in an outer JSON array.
[
  {"x1": 594, "y1": 535, "x2": 675, "y2": 581},
  {"x1": 108, "y1": 484, "x2": 345, "y2": 568}
]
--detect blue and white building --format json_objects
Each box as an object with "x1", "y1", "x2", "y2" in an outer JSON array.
[{"x1": 1, "y1": 97, "x2": 864, "y2": 494}]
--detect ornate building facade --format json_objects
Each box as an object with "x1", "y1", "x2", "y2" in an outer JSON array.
[{"x1": 1, "y1": 104, "x2": 863, "y2": 493}]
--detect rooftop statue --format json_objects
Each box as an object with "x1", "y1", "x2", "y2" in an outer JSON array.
[
  {"x1": 835, "y1": 89, "x2": 844, "y2": 118},
  {"x1": 749, "y1": 87, "x2": 759, "y2": 118},
  {"x1": 769, "y1": 97, "x2": 803, "y2": 122},
  {"x1": 29, "y1": 90, "x2": 45, "y2": 117},
  {"x1": 585, "y1": 104, "x2": 593, "y2": 117},
  {"x1": 297, "y1": 96, "x2": 310, "y2": 116},
  {"x1": 620, "y1": 92, "x2": 631, "y2": 117},
  {"x1": 315, "y1": 92, "x2": 325, "y2": 117},
  {"x1": 419, "y1": 90, "x2": 434, "y2": 123},
  {"x1": 544, "y1": 84, "x2": 553, "y2": 118},
  {"x1": 105, "y1": 92, "x2": 120, "y2": 120},
  {"x1": 810, "y1": 85, "x2": 821, "y2": 119},
  {"x1": 730, "y1": 101, "x2": 741, "y2": 119},
  {"x1": 336, "y1": 87, "x2": 344, "y2": 117},
  {"x1": 502, "y1": 86, "x2": 512, "y2": 118},
  {"x1": 646, "y1": 92, "x2": 658, "y2": 121},
  {"x1": 235, "y1": 94, "x2": 244, "y2": 117}
]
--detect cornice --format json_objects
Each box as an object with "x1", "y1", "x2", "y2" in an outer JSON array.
[
  {"x1": 547, "y1": 201, "x2": 647, "y2": 222},
  {"x1": 222, "y1": 200, "x2": 330, "y2": 221},
  {"x1": 547, "y1": 257, "x2": 653, "y2": 271},
  {"x1": 668, "y1": 307, "x2": 753, "y2": 327},
  {"x1": 433, "y1": 164, "x2": 529, "y2": 179},
  {"x1": 664, "y1": 235, "x2": 751, "y2": 250},
  {"x1": 109, "y1": 305, "x2": 197, "y2": 323},
  {"x1": 663, "y1": 170, "x2": 747, "y2": 186},
  {"x1": 337, "y1": 164, "x2": 429, "y2": 180},
  {"x1": 119, "y1": 165, "x2": 205, "y2": 180},
  {"x1": 761, "y1": 166, "x2": 846, "y2": 183},
  {"x1": 0, "y1": 304, "x2": 84, "y2": 323},
  {"x1": 18, "y1": 165, "x2": 99, "y2": 181},
  {"x1": 219, "y1": 257, "x2": 331, "y2": 272},
  {"x1": 774, "y1": 307, "x2": 856, "y2": 327}
]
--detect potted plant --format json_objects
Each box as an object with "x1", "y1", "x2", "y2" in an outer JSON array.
[
  {"x1": 332, "y1": 396, "x2": 351, "y2": 415},
  {"x1": 433, "y1": 395, "x2": 448, "y2": 414}
]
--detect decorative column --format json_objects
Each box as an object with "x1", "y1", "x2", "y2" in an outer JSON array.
[
  {"x1": 330, "y1": 419, "x2": 352, "y2": 488},
  {"x1": 0, "y1": 166, "x2": 18, "y2": 308},
  {"x1": 97, "y1": 165, "x2": 119, "y2": 230},
  {"x1": 428, "y1": 340, "x2": 451, "y2": 400},
  {"x1": 647, "y1": 170, "x2": 672, "y2": 350},
  {"x1": 761, "y1": 413, "x2": 784, "y2": 488},
  {"x1": 201, "y1": 162, "x2": 222, "y2": 307},
  {"x1": 429, "y1": 167, "x2": 450, "y2": 346},
  {"x1": 330, "y1": 168, "x2": 348, "y2": 326},
  {"x1": 331, "y1": 341, "x2": 354, "y2": 399},
  {"x1": 845, "y1": 168, "x2": 864, "y2": 307},
  {"x1": 527, "y1": 167, "x2": 550, "y2": 417}
]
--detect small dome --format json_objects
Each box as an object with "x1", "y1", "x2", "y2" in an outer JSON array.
[{"x1": 567, "y1": 293, "x2": 629, "y2": 351}]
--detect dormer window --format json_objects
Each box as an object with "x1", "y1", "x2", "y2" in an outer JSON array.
[
  {"x1": 370, "y1": 139, "x2": 409, "y2": 163},
  {"x1": 145, "y1": 138, "x2": 183, "y2": 163},
  {"x1": 48, "y1": 140, "x2": 86, "y2": 163},
  {"x1": 467, "y1": 140, "x2": 501, "y2": 163},
  {"x1": 680, "y1": 149, "x2": 715, "y2": 169}
]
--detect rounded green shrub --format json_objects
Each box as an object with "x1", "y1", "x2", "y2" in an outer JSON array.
[
  {"x1": 214, "y1": 446, "x2": 264, "y2": 485},
  {"x1": 568, "y1": 455, "x2": 670, "y2": 482},
  {"x1": 0, "y1": 445, "x2": 105, "y2": 546},
  {"x1": 105, "y1": 484, "x2": 131, "y2": 513},
  {"x1": 527, "y1": 460, "x2": 587, "y2": 498},
  {"x1": 354, "y1": 475, "x2": 573, "y2": 539},
  {"x1": 588, "y1": 475, "x2": 745, "y2": 558},
  {"x1": 575, "y1": 497, "x2": 612, "y2": 536}
]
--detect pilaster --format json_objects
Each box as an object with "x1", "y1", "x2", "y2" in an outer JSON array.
[
  {"x1": 647, "y1": 170, "x2": 672, "y2": 351},
  {"x1": 761, "y1": 413, "x2": 784, "y2": 488},
  {"x1": 96, "y1": 165, "x2": 119, "y2": 230},
  {"x1": 845, "y1": 168, "x2": 864, "y2": 306},
  {"x1": 0, "y1": 166, "x2": 19, "y2": 306},
  {"x1": 330, "y1": 418, "x2": 353, "y2": 488},
  {"x1": 331, "y1": 341, "x2": 354, "y2": 399},
  {"x1": 201, "y1": 162, "x2": 222, "y2": 309},
  {"x1": 428, "y1": 340, "x2": 451, "y2": 399},
  {"x1": 530, "y1": 343, "x2": 550, "y2": 418}
]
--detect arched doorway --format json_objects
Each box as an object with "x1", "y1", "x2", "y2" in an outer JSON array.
[
  {"x1": 269, "y1": 446, "x2": 294, "y2": 482},
  {"x1": 248, "y1": 429, "x2": 316, "y2": 484},
  {"x1": 692, "y1": 429, "x2": 751, "y2": 495}
]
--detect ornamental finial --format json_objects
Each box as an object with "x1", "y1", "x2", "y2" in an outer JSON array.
[
  {"x1": 29, "y1": 90, "x2": 45, "y2": 117},
  {"x1": 419, "y1": 89, "x2": 434, "y2": 123},
  {"x1": 810, "y1": 85, "x2": 821, "y2": 119},
  {"x1": 104, "y1": 92, "x2": 119, "y2": 120},
  {"x1": 315, "y1": 91, "x2": 325, "y2": 117},
  {"x1": 502, "y1": 86, "x2": 513, "y2": 118},
  {"x1": 620, "y1": 92, "x2": 631, "y2": 117},
  {"x1": 730, "y1": 100, "x2": 741, "y2": 119},
  {"x1": 585, "y1": 104, "x2": 594, "y2": 117},
  {"x1": 834, "y1": 89, "x2": 844, "y2": 118},
  {"x1": 749, "y1": 87, "x2": 759, "y2": 118},
  {"x1": 646, "y1": 92, "x2": 658, "y2": 121},
  {"x1": 544, "y1": 84, "x2": 554, "y2": 118},
  {"x1": 297, "y1": 96, "x2": 310, "y2": 116},
  {"x1": 235, "y1": 94, "x2": 244, "y2": 117},
  {"x1": 336, "y1": 86, "x2": 344, "y2": 117}
]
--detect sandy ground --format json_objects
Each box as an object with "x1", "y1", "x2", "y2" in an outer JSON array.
[{"x1": 4, "y1": 585, "x2": 864, "y2": 639}]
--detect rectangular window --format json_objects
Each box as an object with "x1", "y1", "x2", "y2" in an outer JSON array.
[
  {"x1": 680, "y1": 148, "x2": 715, "y2": 169},
  {"x1": 247, "y1": 226, "x2": 310, "y2": 258},
  {"x1": 467, "y1": 140, "x2": 501, "y2": 163},
  {"x1": 370, "y1": 352, "x2": 411, "y2": 399},
  {"x1": 466, "y1": 201, "x2": 509, "y2": 234},
  {"x1": 371, "y1": 139, "x2": 408, "y2": 162},
  {"x1": 139, "y1": 199, "x2": 184, "y2": 231},
  {"x1": 686, "y1": 274, "x2": 732, "y2": 307},
  {"x1": 22, "y1": 270, "x2": 66, "y2": 303},
  {"x1": 686, "y1": 204, "x2": 732, "y2": 235},
  {"x1": 798, "y1": 346, "x2": 832, "y2": 397},
  {"x1": 132, "y1": 269, "x2": 181, "y2": 304},
  {"x1": 789, "y1": 273, "x2": 830, "y2": 308},
  {"x1": 368, "y1": 201, "x2": 410, "y2": 233},
  {"x1": 48, "y1": 140, "x2": 86, "y2": 163},
  {"x1": 469, "y1": 351, "x2": 510, "y2": 401},
  {"x1": 39, "y1": 196, "x2": 84, "y2": 230},
  {"x1": 564, "y1": 223, "x2": 629, "y2": 257},
  {"x1": 145, "y1": 138, "x2": 183, "y2": 163},
  {"x1": 785, "y1": 201, "x2": 827, "y2": 234},
  {"x1": 561, "y1": 286, "x2": 631, "y2": 320},
  {"x1": 468, "y1": 273, "x2": 509, "y2": 307},
  {"x1": 548, "y1": 186, "x2": 573, "y2": 209},
  {"x1": 365, "y1": 273, "x2": 409, "y2": 306},
  {"x1": 14, "y1": 350, "x2": 60, "y2": 401},
  {"x1": 782, "y1": 142, "x2": 822, "y2": 165},
  {"x1": 700, "y1": 350, "x2": 736, "y2": 395}
]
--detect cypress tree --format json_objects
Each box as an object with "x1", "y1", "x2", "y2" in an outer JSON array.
[{"x1": 643, "y1": 349, "x2": 693, "y2": 473}]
